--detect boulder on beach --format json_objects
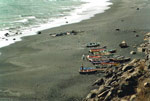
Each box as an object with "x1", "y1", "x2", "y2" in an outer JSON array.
[
  {"x1": 116, "y1": 28, "x2": 120, "y2": 31},
  {"x1": 133, "y1": 31, "x2": 137, "y2": 33},
  {"x1": 137, "y1": 47, "x2": 146, "y2": 52},
  {"x1": 136, "y1": 8, "x2": 140, "y2": 10},
  {"x1": 130, "y1": 51, "x2": 136, "y2": 55},
  {"x1": 130, "y1": 95, "x2": 136, "y2": 101},
  {"x1": 119, "y1": 41, "x2": 128, "y2": 48},
  {"x1": 4, "y1": 33, "x2": 9, "y2": 37},
  {"x1": 135, "y1": 34, "x2": 139, "y2": 37},
  {"x1": 121, "y1": 20, "x2": 124, "y2": 22},
  {"x1": 144, "y1": 82, "x2": 150, "y2": 87},
  {"x1": 37, "y1": 31, "x2": 42, "y2": 34}
]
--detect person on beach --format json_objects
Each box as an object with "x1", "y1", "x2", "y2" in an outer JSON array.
[
  {"x1": 81, "y1": 64, "x2": 84, "y2": 70},
  {"x1": 82, "y1": 54, "x2": 85, "y2": 60}
]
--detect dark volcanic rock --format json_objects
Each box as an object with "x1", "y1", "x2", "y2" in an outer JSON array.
[
  {"x1": 93, "y1": 78, "x2": 104, "y2": 86},
  {"x1": 5, "y1": 33, "x2": 9, "y2": 36},
  {"x1": 104, "y1": 90, "x2": 112, "y2": 101},
  {"x1": 98, "y1": 89, "x2": 110, "y2": 98},
  {"x1": 119, "y1": 41, "x2": 128, "y2": 48},
  {"x1": 105, "y1": 71, "x2": 113, "y2": 78},
  {"x1": 122, "y1": 65, "x2": 134, "y2": 72},
  {"x1": 144, "y1": 82, "x2": 150, "y2": 87},
  {"x1": 37, "y1": 31, "x2": 41, "y2": 34},
  {"x1": 116, "y1": 29, "x2": 120, "y2": 31},
  {"x1": 86, "y1": 92, "x2": 97, "y2": 99}
]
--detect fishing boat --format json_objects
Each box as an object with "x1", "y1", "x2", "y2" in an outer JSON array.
[
  {"x1": 89, "y1": 56, "x2": 130, "y2": 63},
  {"x1": 101, "y1": 49, "x2": 116, "y2": 53},
  {"x1": 86, "y1": 55, "x2": 102, "y2": 60},
  {"x1": 79, "y1": 65, "x2": 97, "y2": 74},
  {"x1": 92, "y1": 60, "x2": 119, "y2": 66},
  {"x1": 86, "y1": 42, "x2": 100, "y2": 48},
  {"x1": 93, "y1": 52, "x2": 114, "y2": 56},
  {"x1": 89, "y1": 48, "x2": 105, "y2": 53},
  {"x1": 90, "y1": 49, "x2": 116, "y2": 53},
  {"x1": 109, "y1": 57, "x2": 131, "y2": 63},
  {"x1": 89, "y1": 58, "x2": 109, "y2": 62}
]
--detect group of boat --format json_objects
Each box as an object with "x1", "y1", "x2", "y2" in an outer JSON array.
[{"x1": 79, "y1": 42, "x2": 131, "y2": 74}]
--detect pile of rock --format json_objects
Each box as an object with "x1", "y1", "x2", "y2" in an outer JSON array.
[
  {"x1": 84, "y1": 59, "x2": 146, "y2": 101},
  {"x1": 137, "y1": 43, "x2": 148, "y2": 53},
  {"x1": 144, "y1": 32, "x2": 150, "y2": 41}
]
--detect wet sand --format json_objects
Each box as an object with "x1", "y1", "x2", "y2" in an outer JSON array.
[{"x1": 0, "y1": 0, "x2": 149, "y2": 100}]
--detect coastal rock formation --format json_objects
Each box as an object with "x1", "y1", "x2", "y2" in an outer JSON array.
[{"x1": 84, "y1": 58, "x2": 148, "y2": 101}]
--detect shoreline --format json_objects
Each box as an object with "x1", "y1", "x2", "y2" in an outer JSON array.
[
  {"x1": 0, "y1": 0, "x2": 149, "y2": 100},
  {"x1": 0, "y1": 0, "x2": 112, "y2": 49}
]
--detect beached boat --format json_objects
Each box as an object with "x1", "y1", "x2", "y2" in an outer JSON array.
[
  {"x1": 93, "y1": 52, "x2": 114, "y2": 56},
  {"x1": 79, "y1": 69, "x2": 97, "y2": 74},
  {"x1": 86, "y1": 55, "x2": 114, "y2": 62},
  {"x1": 89, "y1": 56, "x2": 130, "y2": 63},
  {"x1": 89, "y1": 49, "x2": 116, "y2": 53},
  {"x1": 102, "y1": 49, "x2": 116, "y2": 53},
  {"x1": 86, "y1": 55, "x2": 102, "y2": 59},
  {"x1": 86, "y1": 42, "x2": 100, "y2": 48},
  {"x1": 92, "y1": 60, "x2": 118, "y2": 65},
  {"x1": 89, "y1": 48, "x2": 105, "y2": 53},
  {"x1": 79, "y1": 66, "x2": 97, "y2": 74},
  {"x1": 109, "y1": 57, "x2": 131, "y2": 63},
  {"x1": 89, "y1": 58, "x2": 109, "y2": 62}
]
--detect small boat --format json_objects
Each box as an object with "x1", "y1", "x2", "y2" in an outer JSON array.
[
  {"x1": 93, "y1": 52, "x2": 114, "y2": 56},
  {"x1": 86, "y1": 55, "x2": 114, "y2": 62},
  {"x1": 89, "y1": 49, "x2": 105, "y2": 53},
  {"x1": 91, "y1": 60, "x2": 109, "y2": 64},
  {"x1": 100, "y1": 62, "x2": 119, "y2": 66},
  {"x1": 109, "y1": 57, "x2": 131, "y2": 63},
  {"x1": 92, "y1": 60, "x2": 119, "y2": 66},
  {"x1": 86, "y1": 42, "x2": 100, "y2": 48},
  {"x1": 86, "y1": 55, "x2": 102, "y2": 59},
  {"x1": 90, "y1": 49, "x2": 116, "y2": 53},
  {"x1": 89, "y1": 48, "x2": 106, "y2": 53},
  {"x1": 79, "y1": 69, "x2": 97, "y2": 74},
  {"x1": 102, "y1": 49, "x2": 116, "y2": 53},
  {"x1": 79, "y1": 65, "x2": 97, "y2": 74}
]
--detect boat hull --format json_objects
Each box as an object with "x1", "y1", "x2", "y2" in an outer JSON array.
[{"x1": 79, "y1": 70, "x2": 97, "y2": 74}]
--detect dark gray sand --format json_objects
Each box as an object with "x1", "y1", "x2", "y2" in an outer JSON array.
[{"x1": 0, "y1": 0, "x2": 149, "y2": 100}]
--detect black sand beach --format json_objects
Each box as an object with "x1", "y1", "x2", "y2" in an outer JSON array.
[{"x1": 0, "y1": 0, "x2": 149, "y2": 100}]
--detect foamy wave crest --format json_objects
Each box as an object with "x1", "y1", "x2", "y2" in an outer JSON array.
[
  {"x1": 26, "y1": 16, "x2": 36, "y2": 19},
  {"x1": 14, "y1": 16, "x2": 36, "y2": 23},
  {"x1": 14, "y1": 19, "x2": 28, "y2": 23}
]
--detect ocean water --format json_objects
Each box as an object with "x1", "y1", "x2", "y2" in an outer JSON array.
[
  {"x1": 0, "y1": 0, "x2": 112, "y2": 48},
  {"x1": 0, "y1": 0, "x2": 83, "y2": 30}
]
